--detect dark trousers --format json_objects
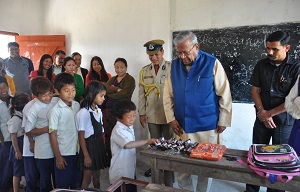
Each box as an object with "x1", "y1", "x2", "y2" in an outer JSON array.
[
  {"x1": 0, "y1": 141, "x2": 13, "y2": 192},
  {"x1": 104, "y1": 108, "x2": 117, "y2": 163},
  {"x1": 54, "y1": 155, "x2": 82, "y2": 189},
  {"x1": 35, "y1": 158, "x2": 54, "y2": 192},
  {"x1": 246, "y1": 119, "x2": 292, "y2": 192},
  {"x1": 252, "y1": 119, "x2": 292, "y2": 145},
  {"x1": 24, "y1": 156, "x2": 39, "y2": 192}
]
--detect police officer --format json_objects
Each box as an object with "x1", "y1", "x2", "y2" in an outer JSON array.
[{"x1": 138, "y1": 39, "x2": 173, "y2": 177}]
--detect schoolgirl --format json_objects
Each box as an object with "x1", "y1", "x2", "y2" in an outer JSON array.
[
  {"x1": 76, "y1": 80, "x2": 109, "y2": 189},
  {"x1": 8, "y1": 93, "x2": 29, "y2": 192}
]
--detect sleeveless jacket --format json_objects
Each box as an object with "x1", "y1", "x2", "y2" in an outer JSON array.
[{"x1": 171, "y1": 50, "x2": 219, "y2": 133}]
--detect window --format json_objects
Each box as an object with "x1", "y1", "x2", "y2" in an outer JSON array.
[{"x1": 0, "y1": 31, "x2": 18, "y2": 59}]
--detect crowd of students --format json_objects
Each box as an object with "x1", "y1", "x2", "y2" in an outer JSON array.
[{"x1": 0, "y1": 43, "x2": 154, "y2": 192}]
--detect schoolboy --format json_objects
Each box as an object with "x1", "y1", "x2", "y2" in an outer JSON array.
[
  {"x1": 22, "y1": 98, "x2": 39, "y2": 192},
  {"x1": 109, "y1": 100, "x2": 158, "y2": 192},
  {"x1": 48, "y1": 73, "x2": 82, "y2": 189},
  {"x1": 0, "y1": 76, "x2": 13, "y2": 191},
  {"x1": 25, "y1": 77, "x2": 58, "y2": 192}
]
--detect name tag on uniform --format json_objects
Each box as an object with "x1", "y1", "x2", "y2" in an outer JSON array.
[
  {"x1": 144, "y1": 76, "x2": 153, "y2": 79},
  {"x1": 161, "y1": 75, "x2": 166, "y2": 79}
]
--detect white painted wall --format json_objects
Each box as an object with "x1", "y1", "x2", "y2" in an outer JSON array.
[
  {"x1": 0, "y1": 0, "x2": 44, "y2": 34},
  {"x1": 1, "y1": 0, "x2": 299, "y2": 150},
  {"x1": 170, "y1": 0, "x2": 300, "y2": 31}
]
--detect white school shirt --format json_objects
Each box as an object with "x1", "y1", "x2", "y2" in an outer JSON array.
[
  {"x1": 48, "y1": 99, "x2": 80, "y2": 156},
  {"x1": 22, "y1": 99, "x2": 36, "y2": 157},
  {"x1": 109, "y1": 121, "x2": 136, "y2": 184},
  {"x1": 26, "y1": 97, "x2": 59, "y2": 159},
  {"x1": 76, "y1": 105, "x2": 104, "y2": 138},
  {"x1": 7, "y1": 111, "x2": 24, "y2": 137},
  {"x1": 0, "y1": 99, "x2": 11, "y2": 142}
]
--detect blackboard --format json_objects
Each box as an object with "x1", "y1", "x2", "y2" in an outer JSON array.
[{"x1": 172, "y1": 23, "x2": 300, "y2": 103}]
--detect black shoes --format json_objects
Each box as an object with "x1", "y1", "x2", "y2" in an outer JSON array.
[{"x1": 144, "y1": 168, "x2": 151, "y2": 177}]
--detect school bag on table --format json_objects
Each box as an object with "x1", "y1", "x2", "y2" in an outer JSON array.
[{"x1": 237, "y1": 144, "x2": 300, "y2": 184}]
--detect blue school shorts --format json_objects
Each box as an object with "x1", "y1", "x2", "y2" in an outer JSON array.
[
  {"x1": 9, "y1": 136, "x2": 24, "y2": 176},
  {"x1": 54, "y1": 154, "x2": 82, "y2": 189},
  {"x1": 0, "y1": 141, "x2": 13, "y2": 191},
  {"x1": 24, "y1": 156, "x2": 39, "y2": 192}
]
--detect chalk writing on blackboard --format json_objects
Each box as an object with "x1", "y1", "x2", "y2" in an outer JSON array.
[{"x1": 173, "y1": 23, "x2": 300, "y2": 103}]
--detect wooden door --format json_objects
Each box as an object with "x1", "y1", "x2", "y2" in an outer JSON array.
[{"x1": 16, "y1": 35, "x2": 65, "y2": 70}]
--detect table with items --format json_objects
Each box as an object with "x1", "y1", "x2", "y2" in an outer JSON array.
[{"x1": 140, "y1": 138, "x2": 300, "y2": 192}]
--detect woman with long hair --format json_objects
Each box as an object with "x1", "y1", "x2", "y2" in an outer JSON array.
[
  {"x1": 86, "y1": 56, "x2": 111, "y2": 87},
  {"x1": 29, "y1": 54, "x2": 56, "y2": 83}
]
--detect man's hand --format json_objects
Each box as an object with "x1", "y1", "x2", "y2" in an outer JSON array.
[
  {"x1": 262, "y1": 118, "x2": 276, "y2": 129},
  {"x1": 139, "y1": 116, "x2": 147, "y2": 128},
  {"x1": 257, "y1": 109, "x2": 270, "y2": 121},
  {"x1": 170, "y1": 120, "x2": 183, "y2": 136},
  {"x1": 257, "y1": 109, "x2": 276, "y2": 128},
  {"x1": 217, "y1": 126, "x2": 226, "y2": 133}
]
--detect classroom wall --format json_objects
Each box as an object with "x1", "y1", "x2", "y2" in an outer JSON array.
[
  {"x1": 0, "y1": 0, "x2": 44, "y2": 34},
  {"x1": 1, "y1": 0, "x2": 299, "y2": 150}
]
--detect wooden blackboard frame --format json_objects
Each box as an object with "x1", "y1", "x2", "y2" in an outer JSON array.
[{"x1": 172, "y1": 23, "x2": 300, "y2": 103}]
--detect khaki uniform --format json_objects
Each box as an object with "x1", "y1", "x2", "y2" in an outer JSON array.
[{"x1": 138, "y1": 59, "x2": 171, "y2": 124}]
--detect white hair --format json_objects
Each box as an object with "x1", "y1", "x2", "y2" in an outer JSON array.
[{"x1": 173, "y1": 31, "x2": 198, "y2": 46}]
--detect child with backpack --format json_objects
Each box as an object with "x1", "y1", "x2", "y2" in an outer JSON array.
[{"x1": 8, "y1": 93, "x2": 29, "y2": 192}]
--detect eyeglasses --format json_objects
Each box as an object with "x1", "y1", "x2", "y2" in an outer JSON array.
[{"x1": 176, "y1": 44, "x2": 196, "y2": 57}]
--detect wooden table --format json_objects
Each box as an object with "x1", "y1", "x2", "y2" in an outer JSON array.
[{"x1": 140, "y1": 148, "x2": 300, "y2": 192}]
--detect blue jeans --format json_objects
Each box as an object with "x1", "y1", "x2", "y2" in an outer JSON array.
[{"x1": 252, "y1": 118, "x2": 292, "y2": 145}]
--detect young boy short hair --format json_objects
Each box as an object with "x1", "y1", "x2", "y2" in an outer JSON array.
[
  {"x1": 25, "y1": 76, "x2": 58, "y2": 191},
  {"x1": 48, "y1": 73, "x2": 82, "y2": 189},
  {"x1": 109, "y1": 100, "x2": 158, "y2": 192},
  {"x1": 0, "y1": 76, "x2": 13, "y2": 191},
  {"x1": 22, "y1": 99, "x2": 39, "y2": 192}
]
